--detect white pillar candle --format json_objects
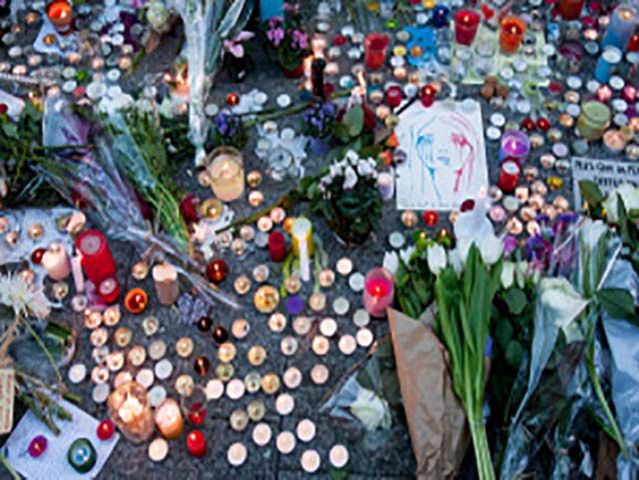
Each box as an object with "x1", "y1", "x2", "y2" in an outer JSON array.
[
  {"x1": 152, "y1": 263, "x2": 179, "y2": 306},
  {"x1": 41, "y1": 243, "x2": 71, "y2": 281},
  {"x1": 71, "y1": 255, "x2": 85, "y2": 292},
  {"x1": 377, "y1": 170, "x2": 395, "y2": 201}
]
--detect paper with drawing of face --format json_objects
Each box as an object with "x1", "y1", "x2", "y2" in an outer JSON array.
[{"x1": 395, "y1": 100, "x2": 488, "y2": 210}]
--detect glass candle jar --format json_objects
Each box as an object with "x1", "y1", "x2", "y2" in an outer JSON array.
[
  {"x1": 206, "y1": 146, "x2": 245, "y2": 202},
  {"x1": 558, "y1": 0, "x2": 585, "y2": 21},
  {"x1": 363, "y1": 267, "x2": 394, "y2": 318},
  {"x1": 577, "y1": 101, "x2": 611, "y2": 140},
  {"x1": 107, "y1": 382, "x2": 154, "y2": 444},
  {"x1": 364, "y1": 33, "x2": 389, "y2": 70},
  {"x1": 46, "y1": 0, "x2": 73, "y2": 34},
  {"x1": 454, "y1": 10, "x2": 481, "y2": 45},
  {"x1": 154, "y1": 398, "x2": 184, "y2": 440},
  {"x1": 499, "y1": 17, "x2": 526, "y2": 54}
]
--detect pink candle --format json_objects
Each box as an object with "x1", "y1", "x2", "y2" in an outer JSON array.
[{"x1": 363, "y1": 267, "x2": 394, "y2": 318}]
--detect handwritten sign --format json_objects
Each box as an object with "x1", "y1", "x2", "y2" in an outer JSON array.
[
  {"x1": 0, "y1": 367, "x2": 15, "y2": 434},
  {"x1": 571, "y1": 157, "x2": 639, "y2": 209}
]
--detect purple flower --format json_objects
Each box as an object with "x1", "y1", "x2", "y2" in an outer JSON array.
[
  {"x1": 267, "y1": 27, "x2": 285, "y2": 47},
  {"x1": 268, "y1": 16, "x2": 283, "y2": 28},
  {"x1": 503, "y1": 235, "x2": 519, "y2": 257},
  {"x1": 291, "y1": 29, "x2": 308, "y2": 50}
]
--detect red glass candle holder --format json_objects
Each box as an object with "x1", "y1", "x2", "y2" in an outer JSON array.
[
  {"x1": 186, "y1": 430, "x2": 207, "y2": 458},
  {"x1": 420, "y1": 84, "x2": 436, "y2": 107},
  {"x1": 124, "y1": 288, "x2": 148, "y2": 314},
  {"x1": 628, "y1": 32, "x2": 639, "y2": 52},
  {"x1": 385, "y1": 86, "x2": 403, "y2": 108},
  {"x1": 206, "y1": 259, "x2": 229, "y2": 284},
  {"x1": 499, "y1": 17, "x2": 526, "y2": 54},
  {"x1": 98, "y1": 277, "x2": 121, "y2": 305},
  {"x1": 268, "y1": 231, "x2": 287, "y2": 262},
  {"x1": 498, "y1": 159, "x2": 521, "y2": 193},
  {"x1": 75, "y1": 229, "x2": 116, "y2": 285},
  {"x1": 557, "y1": 0, "x2": 585, "y2": 20},
  {"x1": 363, "y1": 267, "x2": 394, "y2": 318},
  {"x1": 46, "y1": 0, "x2": 73, "y2": 34},
  {"x1": 454, "y1": 10, "x2": 481, "y2": 45},
  {"x1": 364, "y1": 33, "x2": 389, "y2": 70}
]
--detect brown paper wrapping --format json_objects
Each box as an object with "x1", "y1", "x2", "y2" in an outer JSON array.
[{"x1": 388, "y1": 307, "x2": 469, "y2": 480}]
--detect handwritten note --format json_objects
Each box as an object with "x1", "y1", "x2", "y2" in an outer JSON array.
[{"x1": 571, "y1": 157, "x2": 639, "y2": 208}]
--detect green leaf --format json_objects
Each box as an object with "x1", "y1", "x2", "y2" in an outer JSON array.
[
  {"x1": 329, "y1": 468, "x2": 349, "y2": 480},
  {"x1": 597, "y1": 288, "x2": 636, "y2": 320},
  {"x1": 579, "y1": 180, "x2": 604, "y2": 208},
  {"x1": 493, "y1": 318, "x2": 514, "y2": 350},
  {"x1": 502, "y1": 288, "x2": 527, "y2": 315},
  {"x1": 342, "y1": 105, "x2": 364, "y2": 138},
  {"x1": 505, "y1": 341, "x2": 524, "y2": 368},
  {"x1": 2, "y1": 123, "x2": 18, "y2": 138}
]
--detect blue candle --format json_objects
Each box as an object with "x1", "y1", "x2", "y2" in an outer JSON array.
[
  {"x1": 432, "y1": 5, "x2": 450, "y2": 29},
  {"x1": 602, "y1": 5, "x2": 638, "y2": 50},
  {"x1": 260, "y1": 0, "x2": 284, "y2": 22},
  {"x1": 595, "y1": 45, "x2": 622, "y2": 83}
]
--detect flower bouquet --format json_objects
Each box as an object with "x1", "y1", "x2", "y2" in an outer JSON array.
[
  {"x1": 301, "y1": 101, "x2": 336, "y2": 156},
  {"x1": 211, "y1": 111, "x2": 248, "y2": 150},
  {"x1": 263, "y1": 3, "x2": 310, "y2": 76},
  {"x1": 296, "y1": 150, "x2": 382, "y2": 246}
]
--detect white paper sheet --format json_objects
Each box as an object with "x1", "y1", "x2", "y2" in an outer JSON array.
[{"x1": 3, "y1": 398, "x2": 119, "y2": 480}]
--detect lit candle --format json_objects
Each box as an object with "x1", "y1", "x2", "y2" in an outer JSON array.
[
  {"x1": 420, "y1": 84, "x2": 436, "y2": 108},
  {"x1": 186, "y1": 430, "x2": 207, "y2": 457},
  {"x1": 207, "y1": 147, "x2": 245, "y2": 202},
  {"x1": 291, "y1": 218, "x2": 313, "y2": 282},
  {"x1": 499, "y1": 17, "x2": 526, "y2": 54},
  {"x1": 154, "y1": 398, "x2": 184, "y2": 440},
  {"x1": 498, "y1": 130, "x2": 530, "y2": 163},
  {"x1": 385, "y1": 85, "x2": 403, "y2": 109},
  {"x1": 41, "y1": 243, "x2": 71, "y2": 281},
  {"x1": 603, "y1": 129, "x2": 627, "y2": 154},
  {"x1": 454, "y1": 10, "x2": 480, "y2": 45},
  {"x1": 377, "y1": 171, "x2": 395, "y2": 201},
  {"x1": 268, "y1": 231, "x2": 287, "y2": 262},
  {"x1": 577, "y1": 101, "x2": 611, "y2": 140},
  {"x1": 364, "y1": 33, "x2": 389, "y2": 70},
  {"x1": 98, "y1": 277, "x2": 121, "y2": 305},
  {"x1": 596, "y1": 84, "x2": 613, "y2": 103},
  {"x1": 498, "y1": 159, "x2": 521, "y2": 193},
  {"x1": 75, "y1": 229, "x2": 117, "y2": 285},
  {"x1": 602, "y1": 6, "x2": 638, "y2": 51},
  {"x1": 363, "y1": 267, "x2": 394, "y2": 318},
  {"x1": 152, "y1": 263, "x2": 179, "y2": 306},
  {"x1": 557, "y1": 0, "x2": 586, "y2": 21},
  {"x1": 124, "y1": 288, "x2": 148, "y2": 314},
  {"x1": 594, "y1": 45, "x2": 622, "y2": 83},
  {"x1": 107, "y1": 382, "x2": 154, "y2": 444},
  {"x1": 431, "y1": 5, "x2": 450, "y2": 29},
  {"x1": 46, "y1": 0, "x2": 73, "y2": 34}
]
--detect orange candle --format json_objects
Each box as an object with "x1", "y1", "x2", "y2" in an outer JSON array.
[
  {"x1": 124, "y1": 288, "x2": 148, "y2": 314},
  {"x1": 46, "y1": 0, "x2": 73, "y2": 34},
  {"x1": 499, "y1": 17, "x2": 526, "y2": 54},
  {"x1": 154, "y1": 399, "x2": 184, "y2": 440}
]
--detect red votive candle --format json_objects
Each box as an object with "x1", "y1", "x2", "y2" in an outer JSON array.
[
  {"x1": 186, "y1": 430, "x2": 207, "y2": 458},
  {"x1": 98, "y1": 277, "x2": 121, "y2": 304},
  {"x1": 385, "y1": 86, "x2": 403, "y2": 108},
  {"x1": 420, "y1": 84, "x2": 436, "y2": 107},
  {"x1": 454, "y1": 10, "x2": 481, "y2": 45},
  {"x1": 269, "y1": 231, "x2": 287, "y2": 262},
  {"x1": 628, "y1": 32, "x2": 639, "y2": 52},
  {"x1": 46, "y1": 0, "x2": 73, "y2": 34},
  {"x1": 75, "y1": 229, "x2": 117, "y2": 284},
  {"x1": 557, "y1": 0, "x2": 585, "y2": 20},
  {"x1": 498, "y1": 159, "x2": 521, "y2": 193},
  {"x1": 364, "y1": 33, "x2": 389, "y2": 70},
  {"x1": 499, "y1": 17, "x2": 526, "y2": 54}
]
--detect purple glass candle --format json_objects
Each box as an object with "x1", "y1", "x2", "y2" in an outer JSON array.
[{"x1": 498, "y1": 130, "x2": 531, "y2": 163}]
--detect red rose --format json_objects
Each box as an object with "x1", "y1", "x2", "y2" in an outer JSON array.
[
  {"x1": 361, "y1": 104, "x2": 377, "y2": 131},
  {"x1": 180, "y1": 194, "x2": 200, "y2": 223}
]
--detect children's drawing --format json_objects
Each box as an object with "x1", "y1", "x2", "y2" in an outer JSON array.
[{"x1": 395, "y1": 100, "x2": 488, "y2": 210}]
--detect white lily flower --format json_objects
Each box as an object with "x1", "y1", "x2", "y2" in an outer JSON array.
[
  {"x1": 540, "y1": 277, "x2": 589, "y2": 330},
  {"x1": 515, "y1": 261, "x2": 529, "y2": 289},
  {"x1": 427, "y1": 244, "x2": 447, "y2": 275},
  {"x1": 329, "y1": 164, "x2": 342, "y2": 178},
  {"x1": 399, "y1": 245, "x2": 416, "y2": 265},
  {"x1": 604, "y1": 184, "x2": 639, "y2": 223},
  {"x1": 383, "y1": 251, "x2": 399, "y2": 275},
  {"x1": 501, "y1": 261, "x2": 516, "y2": 289},
  {"x1": 479, "y1": 234, "x2": 503, "y2": 265},
  {"x1": 453, "y1": 198, "x2": 494, "y2": 249},
  {"x1": 345, "y1": 150, "x2": 359, "y2": 163},
  {"x1": 357, "y1": 160, "x2": 373, "y2": 177},
  {"x1": 343, "y1": 166, "x2": 358, "y2": 190},
  {"x1": 580, "y1": 218, "x2": 608, "y2": 252},
  {"x1": 448, "y1": 248, "x2": 463, "y2": 275}
]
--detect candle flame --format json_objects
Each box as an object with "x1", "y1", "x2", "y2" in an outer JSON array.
[
  {"x1": 303, "y1": 54, "x2": 314, "y2": 91},
  {"x1": 357, "y1": 70, "x2": 367, "y2": 91}
]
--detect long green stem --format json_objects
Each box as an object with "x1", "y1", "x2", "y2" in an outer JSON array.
[
  {"x1": 468, "y1": 419, "x2": 496, "y2": 480},
  {"x1": 0, "y1": 452, "x2": 20, "y2": 480},
  {"x1": 586, "y1": 341, "x2": 628, "y2": 459},
  {"x1": 20, "y1": 317, "x2": 63, "y2": 386}
]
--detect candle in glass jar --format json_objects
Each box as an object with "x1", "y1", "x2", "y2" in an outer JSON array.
[
  {"x1": 268, "y1": 231, "x2": 287, "y2": 262},
  {"x1": 186, "y1": 430, "x2": 207, "y2": 457},
  {"x1": 98, "y1": 277, "x2": 121, "y2": 305},
  {"x1": 454, "y1": 10, "x2": 480, "y2": 45},
  {"x1": 432, "y1": 5, "x2": 450, "y2": 29},
  {"x1": 558, "y1": 0, "x2": 585, "y2": 21},
  {"x1": 377, "y1": 171, "x2": 395, "y2": 201},
  {"x1": 152, "y1": 263, "x2": 179, "y2": 306},
  {"x1": 41, "y1": 243, "x2": 71, "y2": 281},
  {"x1": 603, "y1": 129, "x2": 627, "y2": 154},
  {"x1": 154, "y1": 398, "x2": 184, "y2": 440},
  {"x1": 363, "y1": 267, "x2": 394, "y2": 318},
  {"x1": 577, "y1": 101, "x2": 611, "y2": 140},
  {"x1": 499, "y1": 17, "x2": 526, "y2": 54},
  {"x1": 46, "y1": 0, "x2": 73, "y2": 34},
  {"x1": 75, "y1": 229, "x2": 117, "y2": 284},
  {"x1": 207, "y1": 147, "x2": 245, "y2": 202},
  {"x1": 595, "y1": 45, "x2": 622, "y2": 83},
  {"x1": 602, "y1": 6, "x2": 638, "y2": 51},
  {"x1": 498, "y1": 130, "x2": 530, "y2": 163},
  {"x1": 498, "y1": 159, "x2": 521, "y2": 193},
  {"x1": 291, "y1": 218, "x2": 313, "y2": 282},
  {"x1": 107, "y1": 382, "x2": 154, "y2": 444},
  {"x1": 385, "y1": 86, "x2": 403, "y2": 108},
  {"x1": 364, "y1": 33, "x2": 389, "y2": 70},
  {"x1": 623, "y1": 84, "x2": 638, "y2": 102}
]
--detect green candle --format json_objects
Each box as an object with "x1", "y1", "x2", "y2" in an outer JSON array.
[
  {"x1": 577, "y1": 101, "x2": 611, "y2": 140},
  {"x1": 67, "y1": 438, "x2": 97, "y2": 473}
]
